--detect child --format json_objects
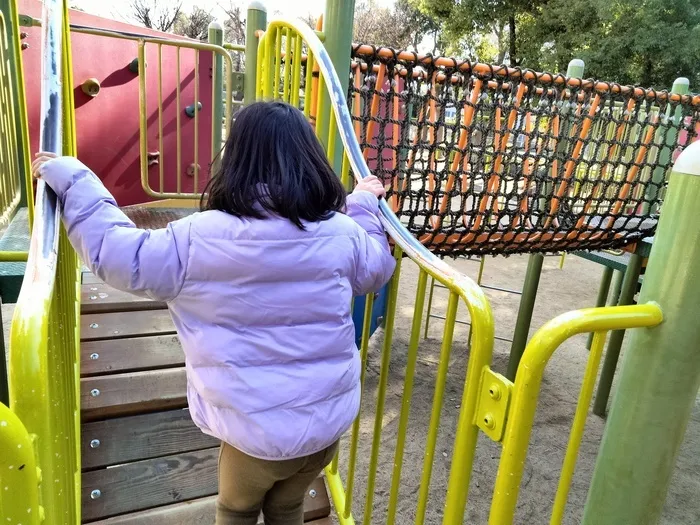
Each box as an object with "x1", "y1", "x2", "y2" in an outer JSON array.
[{"x1": 32, "y1": 101, "x2": 396, "y2": 525}]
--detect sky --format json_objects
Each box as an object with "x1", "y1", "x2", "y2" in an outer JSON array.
[{"x1": 72, "y1": 0, "x2": 394, "y2": 24}]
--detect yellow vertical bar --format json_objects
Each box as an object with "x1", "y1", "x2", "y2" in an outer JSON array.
[
  {"x1": 291, "y1": 32, "x2": 302, "y2": 107},
  {"x1": 340, "y1": 150, "x2": 351, "y2": 189},
  {"x1": 138, "y1": 40, "x2": 148, "y2": 194},
  {"x1": 387, "y1": 270, "x2": 428, "y2": 524},
  {"x1": 415, "y1": 291, "x2": 459, "y2": 525},
  {"x1": 258, "y1": 31, "x2": 269, "y2": 99},
  {"x1": 284, "y1": 29, "x2": 293, "y2": 102},
  {"x1": 158, "y1": 43, "x2": 164, "y2": 194},
  {"x1": 176, "y1": 47, "x2": 182, "y2": 194},
  {"x1": 315, "y1": 73, "x2": 327, "y2": 140},
  {"x1": 343, "y1": 292, "x2": 376, "y2": 518},
  {"x1": 550, "y1": 331, "x2": 607, "y2": 524},
  {"x1": 273, "y1": 29, "x2": 282, "y2": 99},
  {"x1": 327, "y1": 107, "x2": 337, "y2": 163},
  {"x1": 363, "y1": 246, "x2": 402, "y2": 525},
  {"x1": 194, "y1": 49, "x2": 200, "y2": 193}
]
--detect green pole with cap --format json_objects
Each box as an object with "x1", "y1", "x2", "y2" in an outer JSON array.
[{"x1": 583, "y1": 139, "x2": 700, "y2": 524}]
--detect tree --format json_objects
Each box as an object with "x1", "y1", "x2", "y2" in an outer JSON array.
[
  {"x1": 522, "y1": 0, "x2": 700, "y2": 87},
  {"x1": 411, "y1": 0, "x2": 542, "y2": 65},
  {"x1": 173, "y1": 7, "x2": 215, "y2": 41},
  {"x1": 221, "y1": 1, "x2": 246, "y2": 71},
  {"x1": 351, "y1": 0, "x2": 440, "y2": 51},
  {"x1": 130, "y1": 0, "x2": 182, "y2": 32}
]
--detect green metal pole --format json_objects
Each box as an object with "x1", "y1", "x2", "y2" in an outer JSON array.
[
  {"x1": 507, "y1": 58, "x2": 584, "y2": 381},
  {"x1": 243, "y1": 1, "x2": 267, "y2": 106},
  {"x1": 506, "y1": 253, "x2": 543, "y2": 380},
  {"x1": 209, "y1": 21, "x2": 224, "y2": 173},
  {"x1": 644, "y1": 77, "x2": 689, "y2": 214},
  {"x1": 592, "y1": 252, "x2": 643, "y2": 416},
  {"x1": 608, "y1": 269, "x2": 623, "y2": 306},
  {"x1": 318, "y1": 0, "x2": 355, "y2": 173},
  {"x1": 586, "y1": 265, "x2": 614, "y2": 350},
  {"x1": 583, "y1": 140, "x2": 700, "y2": 525}
]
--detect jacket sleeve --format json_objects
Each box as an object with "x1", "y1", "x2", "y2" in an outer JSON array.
[
  {"x1": 345, "y1": 190, "x2": 396, "y2": 296},
  {"x1": 40, "y1": 156, "x2": 191, "y2": 302}
]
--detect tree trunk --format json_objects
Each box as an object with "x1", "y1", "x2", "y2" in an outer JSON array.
[{"x1": 509, "y1": 14, "x2": 516, "y2": 66}]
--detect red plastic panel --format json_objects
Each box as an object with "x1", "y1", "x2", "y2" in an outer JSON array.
[{"x1": 19, "y1": 0, "x2": 214, "y2": 205}]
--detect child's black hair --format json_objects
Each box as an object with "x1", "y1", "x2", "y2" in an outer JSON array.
[{"x1": 202, "y1": 101, "x2": 346, "y2": 229}]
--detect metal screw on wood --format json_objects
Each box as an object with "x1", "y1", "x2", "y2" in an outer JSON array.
[
  {"x1": 90, "y1": 439, "x2": 100, "y2": 449},
  {"x1": 90, "y1": 295, "x2": 97, "y2": 300},
  {"x1": 90, "y1": 353, "x2": 99, "y2": 360},
  {"x1": 90, "y1": 389, "x2": 100, "y2": 397},
  {"x1": 309, "y1": 489, "x2": 317, "y2": 498},
  {"x1": 90, "y1": 489, "x2": 101, "y2": 499},
  {"x1": 90, "y1": 323, "x2": 99, "y2": 329}
]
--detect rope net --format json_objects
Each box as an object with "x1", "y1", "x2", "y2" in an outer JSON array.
[{"x1": 348, "y1": 45, "x2": 700, "y2": 257}]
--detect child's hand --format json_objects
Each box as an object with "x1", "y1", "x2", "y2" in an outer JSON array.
[
  {"x1": 32, "y1": 152, "x2": 59, "y2": 179},
  {"x1": 354, "y1": 175, "x2": 386, "y2": 199}
]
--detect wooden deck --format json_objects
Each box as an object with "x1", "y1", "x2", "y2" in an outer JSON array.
[{"x1": 79, "y1": 207, "x2": 332, "y2": 524}]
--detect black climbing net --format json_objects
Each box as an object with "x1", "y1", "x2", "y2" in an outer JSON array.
[{"x1": 348, "y1": 45, "x2": 700, "y2": 257}]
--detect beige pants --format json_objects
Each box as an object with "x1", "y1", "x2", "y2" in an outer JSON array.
[{"x1": 216, "y1": 441, "x2": 338, "y2": 525}]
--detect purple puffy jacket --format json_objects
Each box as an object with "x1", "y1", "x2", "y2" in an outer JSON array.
[{"x1": 41, "y1": 157, "x2": 396, "y2": 460}]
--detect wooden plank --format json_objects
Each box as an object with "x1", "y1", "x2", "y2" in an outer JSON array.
[
  {"x1": 81, "y1": 282, "x2": 166, "y2": 314},
  {"x1": 81, "y1": 369, "x2": 187, "y2": 420},
  {"x1": 82, "y1": 272, "x2": 103, "y2": 285},
  {"x1": 87, "y1": 496, "x2": 216, "y2": 525},
  {"x1": 81, "y1": 335, "x2": 183, "y2": 376},
  {"x1": 303, "y1": 477, "x2": 331, "y2": 521},
  {"x1": 81, "y1": 310, "x2": 175, "y2": 341},
  {"x1": 86, "y1": 479, "x2": 330, "y2": 524},
  {"x1": 82, "y1": 447, "x2": 219, "y2": 521},
  {"x1": 87, "y1": 498, "x2": 332, "y2": 525},
  {"x1": 81, "y1": 409, "x2": 218, "y2": 470}
]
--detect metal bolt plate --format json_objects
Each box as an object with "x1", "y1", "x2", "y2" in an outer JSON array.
[{"x1": 475, "y1": 368, "x2": 513, "y2": 442}]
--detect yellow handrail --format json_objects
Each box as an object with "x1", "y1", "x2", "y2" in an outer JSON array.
[
  {"x1": 490, "y1": 302, "x2": 663, "y2": 524},
  {"x1": 5, "y1": 0, "x2": 81, "y2": 523}
]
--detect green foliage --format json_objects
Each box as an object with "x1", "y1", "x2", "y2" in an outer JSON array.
[{"x1": 412, "y1": 0, "x2": 700, "y2": 89}]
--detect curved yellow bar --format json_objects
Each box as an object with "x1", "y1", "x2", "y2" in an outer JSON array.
[
  {"x1": 0, "y1": 403, "x2": 41, "y2": 525},
  {"x1": 489, "y1": 302, "x2": 663, "y2": 524}
]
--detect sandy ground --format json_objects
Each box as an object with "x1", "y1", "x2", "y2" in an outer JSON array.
[
  {"x1": 2, "y1": 254, "x2": 698, "y2": 524},
  {"x1": 333, "y1": 253, "x2": 700, "y2": 524}
]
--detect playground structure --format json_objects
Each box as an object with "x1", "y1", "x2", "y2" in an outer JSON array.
[{"x1": 0, "y1": 1, "x2": 699, "y2": 525}]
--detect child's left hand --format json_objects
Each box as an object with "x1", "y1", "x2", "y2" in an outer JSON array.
[{"x1": 32, "y1": 152, "x2": 58, "y2": 179}]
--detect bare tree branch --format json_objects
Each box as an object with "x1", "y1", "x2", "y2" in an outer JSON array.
[
  {"x1": 130, "y1": 0, "x2": 182, "y2": 32},
  {"x1": 173, "y1": 7, "x2": 215, "y2": 40}
]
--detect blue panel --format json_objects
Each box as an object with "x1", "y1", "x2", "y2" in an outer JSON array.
[{"x1": 352, "y1": 283, "x2": 388, "y2": 347}]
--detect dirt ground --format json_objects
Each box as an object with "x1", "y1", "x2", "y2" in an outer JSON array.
[
  {"x1": 334, "y1": 253, "x2": 700, "y2": 524},
  {"x1": 2, "y1": 253, "x2": 698, "y2": 524}
]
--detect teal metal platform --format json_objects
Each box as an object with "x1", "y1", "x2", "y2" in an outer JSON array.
[{"x1": 0, "y1": 207, "x2": 29, "y2": 303}]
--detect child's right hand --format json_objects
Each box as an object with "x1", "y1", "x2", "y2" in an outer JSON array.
[{"x1": 354, "y1": 175, "x2": 386, "y2": 199}]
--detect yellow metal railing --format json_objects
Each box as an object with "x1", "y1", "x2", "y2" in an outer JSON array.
[
  {"x1": 256, "y1": 19, "x2": 666, "y2": 525},
  {"x1": 69, "y1": 25, "x2": 234, "y2": 199},
  {"x1": 490, "y1": 303, "x2": 663, "y2": 524},
  {"x1": 3, "y1": 1, "x2": 81, "y2": 524},
  {"x1": 0, "y1": 8, "x2": 32, "y2": 234}
]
